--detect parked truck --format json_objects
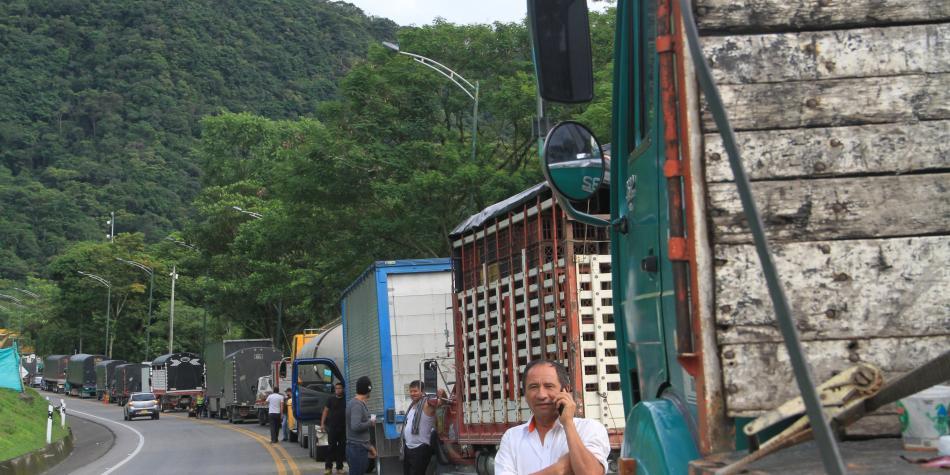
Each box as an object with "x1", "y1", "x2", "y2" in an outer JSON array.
[
  {"x1": 433, "y1": 180, "x2": 623, "y2": 470},
  {"x1": 526, "y1": 1, "x2": 949, "y2": 473},
  {"x1": 151, "y1": 352, "x2": 205, "y2": 413},
  {"x1": 223, "y1": 346, "x2": 281, "y2": 423},
  {"x1": 66, "y1": 354, "x2": 105, "y2": 398},
  {"x1": 42, "y1": 354, "x2": 69, "y2": 392},
  {"x1": 293, "y1": 321, "x2": 343, "y2": 454},
  {"x1": 20, "y1": 354, "x2": 41, "y2": 388},
  {"x1": 95, "y1": 359, "x2": 126, "y2": 400},
  {"x1": 336, "y1": 259, "x2": 455, "y2": 460},
  {"x1": 111, "y1": 362, "x2": 149, "y2": 405},
  {"x1": 204, "y1": 339, "x2": 274, "y2": 420}
]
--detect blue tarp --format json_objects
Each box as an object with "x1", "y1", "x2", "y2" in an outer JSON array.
[{"x1": 0, "y1": 341, "x2": 24, "y2": 392}]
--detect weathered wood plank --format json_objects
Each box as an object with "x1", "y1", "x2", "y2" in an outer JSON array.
[
  {"x1": 708, "y1": 173, "x2": 950, "y2": 244},
  {"x1": 702, "y1": 24, "x2": 950, "y2": 85},
  {"x1": 695, "y1": 0, "x2": 950, "y2": 32},
  {"x1": 714, "y1": 236, "x2": 950, "y2": 344},
  {"x1": 720, "y1": 335, "x2": 950, "y2": 415},
  {"x1": 704, "y1": 121, "x2": 950, "y2": 182},
  {"x1": 702, "y1": 73, "x2": 950, "y2": 132}
]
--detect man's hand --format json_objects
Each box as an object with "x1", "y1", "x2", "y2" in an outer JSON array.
[
  {"x1": 553, "y1": 390, "x2": 577, "y2": 425},
  {"x1": 529, "y1": 454, "x2": 573, "y2": 475}
]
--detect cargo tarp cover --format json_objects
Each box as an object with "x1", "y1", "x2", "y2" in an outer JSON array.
[{"x1": 0, "y1": 342, "x2": 24, "y2": 392}]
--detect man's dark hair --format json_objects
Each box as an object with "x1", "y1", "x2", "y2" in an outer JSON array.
[
  {"x1": 521, "y1": 359, "x2": 571, "y2": 395},
  {"x1": 285, "y1": 388, "x2": 291, "y2": 393},
  {"x1": 409, "y1": 380, "x2": 422, "y2": 390},
  {"x1": 335, "y1": 382, "x2": 344, "y2": 388}
]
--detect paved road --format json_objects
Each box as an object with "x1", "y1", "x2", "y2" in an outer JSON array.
[{"x1": 39, "y1": 390, "x2": 321, "y2": 475}]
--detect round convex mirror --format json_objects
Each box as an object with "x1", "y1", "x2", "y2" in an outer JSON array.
[{"x1": 541, "y1": 121, "x2": 605, "y2": 201}]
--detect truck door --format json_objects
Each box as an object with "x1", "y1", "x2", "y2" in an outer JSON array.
[{"x1": 292, "y1": 358, "x2": 345, "y2": 422}]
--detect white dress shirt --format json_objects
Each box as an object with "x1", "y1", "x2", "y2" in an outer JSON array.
[{"x1": 494, "y1": 417, "x2": 610, "y2": 474}]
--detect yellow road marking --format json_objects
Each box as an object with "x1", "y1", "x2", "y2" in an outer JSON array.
[{"x1": 169, "y1": 414, "x2": 301, "y2": 475}]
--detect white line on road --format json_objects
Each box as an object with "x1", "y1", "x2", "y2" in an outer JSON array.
[{"x1": 70, "y1": 409, "x2": 145, "y2": 474}]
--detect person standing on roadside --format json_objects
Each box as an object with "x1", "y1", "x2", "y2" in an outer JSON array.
[
  {"x1": 401, "y1": 380, "x2": 443, "y2": 475},
  {"x1": 282, "y1": 388, "x2": 293, "y2": 442},
  {"x1": 321, "y1": 382, "x2": 347, "y2": 474},
  {"x1": 266, "y1": 387, "x2": 285, "y2": 444},
  {"x1": 346, "y1": 376, "x2": 376, "y2": 475}
]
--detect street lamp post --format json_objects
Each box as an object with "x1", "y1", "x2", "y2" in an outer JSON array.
[
  {"x1": 106, "y1": 211, "x2": 115, "y2": 243},
  {"x1": 78, "y1": 271, "x2": 112, "y2": 357},
  {"x1": 232, "y1": 206, "x2": 263, "y2": 219},
  {"x1": 382, "y1": 41, "x2": 480, "y2": 162},
  {"x1": 116, "y1": 258, "x2": 154, "y2": 362},
  {"x1": 230, "y1": 206, "x2": 284, "y2": 350},
  {"x1": 169, "y1": 265, "x2": 178, "y2": 354}
]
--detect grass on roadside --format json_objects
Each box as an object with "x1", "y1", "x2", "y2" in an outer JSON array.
[{"x1": 0, "y1": 387, "x2": 69, "y2": 462}]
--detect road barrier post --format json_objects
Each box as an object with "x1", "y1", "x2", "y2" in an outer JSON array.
[
  {"x1": 60, "y1": 399, "x2": 66, "y2": 428},
  {"x1": 46, "y1": 404, "x2": 53, "y2": 444}
]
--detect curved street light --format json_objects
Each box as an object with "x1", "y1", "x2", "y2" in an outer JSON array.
[
  {"x1": 383, "y1": 41, "x2": 480, "y2": 162},
  {"x1": 232, "y1": 206, "x2": 263, "y2": 219},
  {"x1": 116, "y1": 257, "x2": 155, "y2": 362},
  {"x1": 78, "y1": 271, "x2": 113, "y2": 357}
]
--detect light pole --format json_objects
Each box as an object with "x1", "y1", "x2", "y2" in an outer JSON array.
[
  {"x1": 78, "y1": 271, "x2": 112, "y2": 357},
  {"x1": 116, "y1": 258, "x2": 155, "y2": 362},
  {"x1": 382, "y1": 41, "x2": 480, "y2": 162},
  {"x1": 106, "y1": 211, "x2": 115, "y2": 243},
  {"x1": 0, "y1": 293, "x2": 26, "y2": 337},
  {"x1": 169, "y1": 265, "x2": 178, "y2": 354}
]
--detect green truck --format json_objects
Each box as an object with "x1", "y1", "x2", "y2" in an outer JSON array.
[{"x1": 528, "y1": 0, "x2": 948, "y2": 474}]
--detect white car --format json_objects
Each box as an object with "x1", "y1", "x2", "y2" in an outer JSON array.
[{"x1": 124, "y1": 392, "x2": 160, "y2": 420}]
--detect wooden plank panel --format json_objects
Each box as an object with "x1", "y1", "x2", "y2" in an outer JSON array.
[
  {"x1": 720, "y1": 335, "x2": 950, "y2": 415},
  {"x1": 702, "y1": 24, "x2": 950, "y2": 85},
  {"x1": 702, "y1": 73, "x2": 950, "y2": 131},
  {"x1": 695, "y1": 0, "x2": 950, "y2": 32},
  {"x1": 708, "y1": 173, "x2": 950, "y2": 244},
  {"x1": 714, "y1": 236, "x2": 950, "y2": 344},
  {"x1": 704, "y1": 121, "x2": 950, "y2": 182}
]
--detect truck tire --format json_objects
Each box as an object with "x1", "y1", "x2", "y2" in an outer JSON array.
[{"x1": 475, "y1": 450, "x2": 495, "y2": 475}]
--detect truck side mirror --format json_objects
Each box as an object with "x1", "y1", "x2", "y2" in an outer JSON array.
[
  {"x1": 542, "y1": 121, "x2": 605, "y2": 201},
  {"x1": 527, "y1": 0, "x2": 594, "y2": 103},
  {"x1": 423, "y1": 360, "x2": 438, "y2": 395}
]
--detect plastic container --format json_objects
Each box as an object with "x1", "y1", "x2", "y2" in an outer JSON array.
[
  {"x1": 938, "y1": 435, "x2": 950, "y2": 456},
  {"x1": 897, "y1": 385, "x2": 950, "y2": 450}
]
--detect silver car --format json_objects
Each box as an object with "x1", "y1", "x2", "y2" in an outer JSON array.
[{"x1": 124, "y1": 392, "x2": 160, "y2": 420}]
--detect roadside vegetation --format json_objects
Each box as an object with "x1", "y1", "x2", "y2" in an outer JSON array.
[{"x1": 0, "y1": 387, "x2": 69, "y2": 462}]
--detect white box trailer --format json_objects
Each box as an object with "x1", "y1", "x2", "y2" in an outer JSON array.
[{"x1": 341, "y1": 259, "x2": 455, "y2": 458}]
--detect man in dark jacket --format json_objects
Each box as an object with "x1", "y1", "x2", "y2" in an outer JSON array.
[
  {"x1": 321, "y1": 382, "x2": 346, "y2": 474},
  {"x1": 346, "y1": 376, "x2": 375, "y2": 475}
]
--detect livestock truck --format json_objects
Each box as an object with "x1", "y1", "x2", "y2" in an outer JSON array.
[
  {"x1": 42, "y1": 354, "x2": 69, "y2": 392},
  {"x1": 526, "y1": 1, "x2": 949, "y2": 473},
  {"x1": 433, "y1": 181, "x2": 624, "y2": 471},
  {"x1": 111, "y1": 363, "x2": 149, "y2": 405},
  {"x1": 204, "y1": 339, "x2": 274, "y2": 420},
  {"x1": 95, "y1": 359, "x2": 126, "y2": 400},
  {"x1": 151, "y1": 352, "x2": 205, "y2": 413},
  {"x1": 65, "y1": 354, "x2": 105, "y2": 397}
]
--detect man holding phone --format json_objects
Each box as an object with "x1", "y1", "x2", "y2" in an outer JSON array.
[{"x1": 494, "y1": 359, "x2": 609, "y2": 474}]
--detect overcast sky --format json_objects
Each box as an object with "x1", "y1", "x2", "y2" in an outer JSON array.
[{"x1": 345, "y1": 0, "x2": 610, "y2": 26}]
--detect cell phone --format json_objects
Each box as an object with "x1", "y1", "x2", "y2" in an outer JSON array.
[{"x1": 557, "y1": 388, "x2": 567, "y2": 415}]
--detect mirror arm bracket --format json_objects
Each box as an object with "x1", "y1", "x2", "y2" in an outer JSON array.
[{"x1": 611, "y1": 215, "x2": 629, "y2": 234}]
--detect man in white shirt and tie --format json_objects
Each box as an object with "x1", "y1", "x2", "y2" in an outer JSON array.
[{"x1": 494, "y1": 359, "x2": 610, "y2": 474}]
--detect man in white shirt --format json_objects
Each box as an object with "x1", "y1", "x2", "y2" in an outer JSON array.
[
  {"x1": 266, "y1": 387, "x2": 285, "y2": 443},
  {"x1": 494, "y1": 359, "x2": 609, "y2": 475}
]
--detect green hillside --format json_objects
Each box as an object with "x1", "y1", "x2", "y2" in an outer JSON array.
[
  {"x1": 0, "y1": 0, "x2": 396, "y2": 278},
  {"x1": 0, "y1": 387, "x2": 69, "y2": 461}
]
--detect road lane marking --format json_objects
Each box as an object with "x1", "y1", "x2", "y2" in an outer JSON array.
[
  {"x1": 169, "y1": 414, "x2": 300, "y2": 475},
  {"x1": 69, "y1": 409, "x2": 145, "y2": 475}
]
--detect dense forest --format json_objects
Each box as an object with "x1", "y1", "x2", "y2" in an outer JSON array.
[{"x1": 0, "y1": 0, "x2": 615, "y2": 361}]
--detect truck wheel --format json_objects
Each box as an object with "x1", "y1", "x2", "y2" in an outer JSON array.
[{"x1": 475, "y1": 450, "x2": 495, "y2": 475}]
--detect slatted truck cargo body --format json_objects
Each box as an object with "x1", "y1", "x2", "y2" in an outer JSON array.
[
  {"x1": 341, "y1": 259, "x2": 454, "y2": 458},
  {"x1": 442, "y1": 183, "x2": 623, "y2": 465},
  {"x1": 203, "y1": 339, "x2": 273, "y2": 418},
  {"x1": 682, "y1": 0, "x2": 950, "y2": 458},
  {"x1": 151, "y1": 352, "x2": 205, "y2": 413},
  {"x1": 223, "y1": 346, "x2": 283, "y2": 422}
]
